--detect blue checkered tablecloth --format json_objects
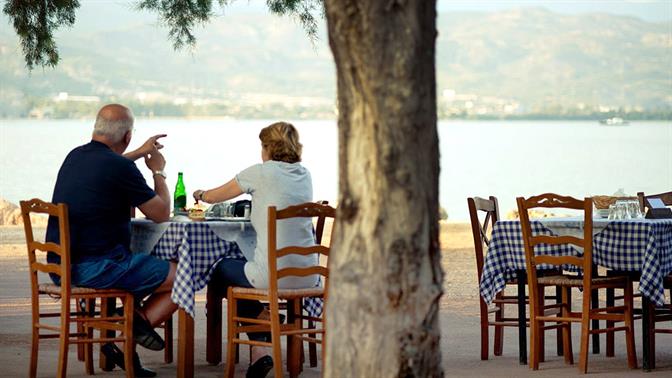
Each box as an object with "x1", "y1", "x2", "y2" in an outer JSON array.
[
  {"x1": 131, "y1": 219, "x2": 323, "y2": 318},
  {"x1": 480, "y1": 219, "x2": 672, "y2": 306}
]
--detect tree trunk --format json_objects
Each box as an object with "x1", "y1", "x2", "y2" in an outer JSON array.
[{"x1": 323, "y1": 1, "x2": 443, "y2": 377}]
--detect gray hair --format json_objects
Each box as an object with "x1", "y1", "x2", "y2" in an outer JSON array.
[{"x1": 93, "y1": 110, "x2": 134, "y2": 142}]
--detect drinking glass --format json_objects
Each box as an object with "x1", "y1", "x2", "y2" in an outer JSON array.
[
  {"x1": 615, "y1": 200, "x2": 630, "y2": 219},
  {"x1": 627, "y1": 200, "x2": 643, "y2": 219},
  {"x1": 608, "y1": 204, "x2": 617, "y2": 220}
]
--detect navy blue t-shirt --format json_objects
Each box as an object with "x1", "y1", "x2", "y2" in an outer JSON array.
[{"x1": 46, "y1": 141, "x2": 156, "y2": 262}]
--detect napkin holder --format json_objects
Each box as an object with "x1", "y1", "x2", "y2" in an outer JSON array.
[
  {"x1": 645, "y1": 197, "x2": 672, "y2": 219},
  {"x1": 645, "y1": 208, "x2": 672, "y2": 219}
]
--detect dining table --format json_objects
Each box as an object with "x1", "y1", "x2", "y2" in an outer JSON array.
[
  {"x1": 479, "y1": 217, "x2": 672, "y2": 370},
  {"x1": 129, "y1": 217, "x2": 324, "y2": 377}
]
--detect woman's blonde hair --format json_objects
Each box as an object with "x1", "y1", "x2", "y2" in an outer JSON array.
[{"x1": 259, "y1": 122, "x2": 302, "y2": 163}]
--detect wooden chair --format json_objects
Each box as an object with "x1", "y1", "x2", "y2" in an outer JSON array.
[
  {"x1": 20, "y1": 198, "x2": 135, "y2": 378},
  {"x1": 606, "y1": 190, "x2": 671, "y2": 359},
  {"x1": 517, "y1": 193, "x2": 637, "y2": 373},
  {"x1": 636, "y1": 191, "x2": 672, "y2": 369},
  {"x1": 644, "y1": 275, "x2": 672, "y2": 369},
  {"x1": 206, "y1": 201, "x2": 330, "y2": 367},
  {"x1": 225, "y1": 202, "x2": 335, "y2": 378},
  {"x1": 468, "y1": 196, "x2": 562, "y2": 362},
  {"x1": 637, "y1": 190, "x2": 672, "y2": 214},
  {"x1": 469, "y1": 196, "x2": 513, "y2": 359}
]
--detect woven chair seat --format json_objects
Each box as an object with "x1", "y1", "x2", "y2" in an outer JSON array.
[
  {"x1": 38, "y1": 283, "x2": 129, "y2": 296},
  {"x1": 231, "y1": 286, "x2": 324, "y2": 299},
  {"x1": 537, "y1": 274, "x2": 627, "y2": 287}
]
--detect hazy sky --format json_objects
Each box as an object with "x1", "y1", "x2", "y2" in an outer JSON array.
[
  {"x1": 437, "y1": 0, "x2": 671, "y2": 22},
  {"x1": 69, "y1": 0, "x2": 671, "y2": 23}
]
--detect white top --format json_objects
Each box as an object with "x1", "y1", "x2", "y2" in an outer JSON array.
[{"x1": 236, "y1": 160, "x2": 317, "y2": 289}]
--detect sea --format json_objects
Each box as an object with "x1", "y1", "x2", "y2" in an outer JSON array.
[{"x1": 1, "y1": 119, "x2": 670, "y2": 221}]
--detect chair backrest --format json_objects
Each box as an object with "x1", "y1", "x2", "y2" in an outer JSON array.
[
  {"x1": 638, "y1": 191, "x2": 672, "y2": 212},
  {"x1": 314, "y1": 200, "x2": 329, "y2": 245},
  {"x1": 516, "y1": 193, "x2": 593, "y2": 288},
  {"x1": 20, "y1": 198, "x2": 72, "y2": 299},
  {"x1": 267, "y1": 202, "x2": 336, "y2": 296},
  {"x1": 467, "y1": 196, "x2": 500, "y2": 282}
]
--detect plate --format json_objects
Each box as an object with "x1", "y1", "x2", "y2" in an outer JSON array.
[
  {"x1": 205, "y1": 216, "x2": 249, "y2": 222},
  {"x1": 596, "y1": 209, "x2": 609, "y2": 218}
]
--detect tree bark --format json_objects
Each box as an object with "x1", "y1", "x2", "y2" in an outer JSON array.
[{"x1": 323, "y1": 1, "x2": 442, "y2": 377}]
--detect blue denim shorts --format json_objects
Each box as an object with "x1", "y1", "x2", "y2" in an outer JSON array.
[{"x1": 67, "y1": 245, "x2": 170, "y2": 299}]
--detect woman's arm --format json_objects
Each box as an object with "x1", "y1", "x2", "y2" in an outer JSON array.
[{"x1": 193, "y1": 178, "x2": 243, "y2": 204}]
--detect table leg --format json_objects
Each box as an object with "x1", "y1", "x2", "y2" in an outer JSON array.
[
  {"x1": 206, "y1": 284, "x2": 223, "y2": 365},
  {"x1": 517, "y1": 270, "x2": 527, "y2": 365},
  {"x1": 178, "y1": 308, "x2": 194, "y2": 378},
  {"x1": 642, "y1": 296, "x2": 652, "y2": 371}
]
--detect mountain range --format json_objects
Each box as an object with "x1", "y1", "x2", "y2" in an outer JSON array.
[{"x1": 0, "y1": 7, "x2": 670, "y2": 118}]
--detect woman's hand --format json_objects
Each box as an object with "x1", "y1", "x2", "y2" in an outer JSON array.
[
  {"x1": 193, "y1": 189, "x2": 206, "y2": 203},
  {"x1": 193, "y1": 180, "x2": 243, "y2": 204}
]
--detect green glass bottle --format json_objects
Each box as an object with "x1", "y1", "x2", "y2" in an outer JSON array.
[{"x1": 174, "y1": 172, "x2": 187, "y2": 213}]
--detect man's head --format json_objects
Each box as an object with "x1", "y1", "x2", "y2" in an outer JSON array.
[{"x1": 92, "y1": 104, "x2": 134, "y2": 153}]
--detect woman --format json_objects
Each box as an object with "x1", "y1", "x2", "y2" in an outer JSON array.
[{"x1": 193, "y1": 121, "x2": 316, "y2": 377}]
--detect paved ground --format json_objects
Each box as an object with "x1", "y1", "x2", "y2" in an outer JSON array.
[{"x1": 1, "y1": 224, "x2": 670, "y2": 377}]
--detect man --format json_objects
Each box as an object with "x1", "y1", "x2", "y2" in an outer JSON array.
[{"x1": 46, "y1": 104, "x2": 177, "y2": 376}]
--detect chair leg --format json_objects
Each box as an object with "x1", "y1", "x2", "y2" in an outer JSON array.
[
  {"x1": 591, "y1": 284, "x2": 600, "y2": 355},
  {"x1": 163, "y1": 315, "x2": 173, "y2": 363},
  {"x1": 606, "y1": 287, "x2": 615, "y2": 357},
  {"x1": 123, "y1": 296, "x2": 135, "y2": 378},
  {"x1": 494, "y1": 294, "x2": 504, "y2": 356},
  {"x1": 623, "y1": 283, "x2": 638, "y2": 369},
  {"x1": 578, "y1": 300, "x2": 591, "y2": 374},
  {"x1": 77, "y1": 298, "x2": 85, "y2": 362},
  {"x1": 29, "y1": 309, "x2": 39, "y2": 377},
  {"x1": 560, "y1": 287, "x2": 573, "y2": 365},
  {"x1": 478, "y1": 297, "x2": 489, "y2": 360},
  {"x1": 529, "y1": 289, "x2": 540, "y2": 370},
  {"x1": 57, "y1": 304, "x2": 70, "y2": 378},
  {"x1": 225, "y1": 294, "x2": 238, "y2": 378},
  {"x1": 269, "y1": 299, "x2": 284, "y2": 378},
  {"x1": 99, "y1": 298, "x2": 116, "y2": 371},
  {"x1": 555, "y1": 285, "x2": 563, "y2": 356},
  {"x1": 517, "y1": 272, "x2": 527, "y2": 365},
  {"x1": 537, "y1": 288, "x2": 545, "y2": 363},
  {"x1": 287, "y1": 299, "x2": 302, "y2": 377},
  {"x1": 206, "y1": 285, "x2": 222, "y2": 365},
  {"x1": 308, "y1": 320, "x2": 318, "y2": 367},
  {"x1": 84, "y1": 299, "x2": 95, "y2": 375}
]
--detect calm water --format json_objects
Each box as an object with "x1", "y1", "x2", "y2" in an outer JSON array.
[{"x1": 1, "y1": 119, "x2": 670, "y2": 220}]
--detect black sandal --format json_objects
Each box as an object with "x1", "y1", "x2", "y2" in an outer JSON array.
[
  {"x1": 113, "y1": 307, "x2": 165, "y2": 351},
  {"x1": 133, "y1": 312, "x2": 165, "y2": 351},
  {"x1": 100, "y1": 343, "x2": 157, "y2": 378},
  {"x1": 246, "y1": 355, "x2": 273, "y2": 378}
]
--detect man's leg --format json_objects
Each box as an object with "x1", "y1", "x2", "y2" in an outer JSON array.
[{"x1": 140, "y1": 262, "x2": 178, "y2": 327}]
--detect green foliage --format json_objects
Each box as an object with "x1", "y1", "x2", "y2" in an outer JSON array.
[
  {"x1": 137, "y1": 0, "x2": 215, "y2": 50},
  {"x1": 265, "y1": 0, "x2": 322, "y2": 43},
  {"x1": 4, "y1": 0, "x2": 323, "y2": 70},
  {"x1": 3, "y1": 0, "x2": 80, "y2": 70},
  {"x1": 439, "y1": 207, "x2": 448, "y2": 220}
]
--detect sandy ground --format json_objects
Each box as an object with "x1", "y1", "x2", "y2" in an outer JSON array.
[{"x1": 1, "y1": 223, "x2": 671, "y2": 377}]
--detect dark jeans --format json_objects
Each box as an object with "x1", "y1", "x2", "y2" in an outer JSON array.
[{"x1": 210, "y1": 257, "x2": 269, "y2": 342}]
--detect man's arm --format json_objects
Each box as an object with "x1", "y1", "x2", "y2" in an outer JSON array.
[
  {"x1": 138, "y1": 151, "x2": 171, "y2": 222},
  {"x1": 124, "y1": 134, "x2": 167, "y2": 161}
]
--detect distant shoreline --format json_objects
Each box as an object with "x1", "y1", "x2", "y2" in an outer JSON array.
[{"x1": 2, "y1": 117, "x2": 671, "y2": 122}]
